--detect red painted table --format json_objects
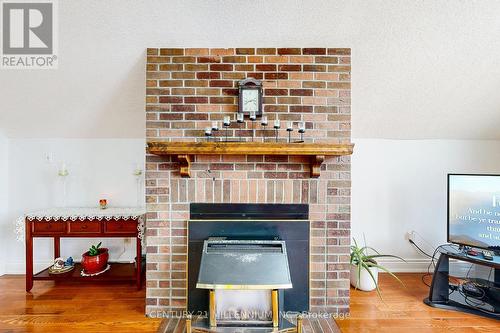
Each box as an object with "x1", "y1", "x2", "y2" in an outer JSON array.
[{"x1": 20, "y1": 208, "x2": 145, "y2": 292}]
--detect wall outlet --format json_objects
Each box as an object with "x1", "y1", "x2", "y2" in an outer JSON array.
[
  {"x1": 45, "y1": 153, "x2": 54, "y2": 164},
  {"x1": 405, "y1": 230, "x2": 416, "y2": 242}
]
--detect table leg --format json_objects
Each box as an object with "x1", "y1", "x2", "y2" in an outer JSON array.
[
  {"x1": 54, "y1": 236, "x2": 60, "y2": 259},
  {"x1": 136, "y1": 236, "x2": 142, "y2": 290},
  {"x1": 25, "y1": 220, "x2": 33, "y2": 292}
]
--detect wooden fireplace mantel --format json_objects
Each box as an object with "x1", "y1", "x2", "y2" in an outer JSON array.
[{"x1": 147, "y1": 141, "x2": 354, "y2": 178}]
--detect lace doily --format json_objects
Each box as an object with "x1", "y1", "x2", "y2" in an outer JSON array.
[{"x1": 15, "y1": 207, "x2": 146, "y2": 245}]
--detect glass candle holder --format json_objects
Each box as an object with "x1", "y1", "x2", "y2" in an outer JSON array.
[
  {"x1": 261, "y1": 116, "x2": 268, "y2": 142},
  {"x1": 286, "y1": 122, "x2": 293, "y2": 143},
  {"x1": 298, "y1": 122, "x2": 305, "y2": 141},
  {"x1": 205, "y1": 127, "x2": 212, "y2": 141},
  {"x1": 236, "y1": 113, "x2": 244, "y2": 141},
  {"x1": 211, "y1": 121, "x2": 219, "y2": 141},
  {"x1": 223, "y1": 116, "x2": 230, "y2": 141},
  {"x1": 273, "y1": 120, "x2": 280, "y2": 142}
]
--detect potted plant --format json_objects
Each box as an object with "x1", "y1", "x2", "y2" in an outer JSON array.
[
  {"x1": 81, "y1": 242, "x2": 109, "y2": 274},
  {"x1": 350, "y1": 238, "x2": 405, "y2": 298}
]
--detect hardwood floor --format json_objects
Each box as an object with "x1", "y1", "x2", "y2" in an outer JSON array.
[
  {"x1": 0, "y1": 275, "x2": 161, "y2": 333},
  {"x1": 338, "y1": 273, "x2": 500, "y2": 333},
  {"x1": 0, "y1": 273, "x2": 498, "y2": 333}
]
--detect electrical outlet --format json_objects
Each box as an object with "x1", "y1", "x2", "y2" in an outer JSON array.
[
  {"x1": 405, "y1": 230, "x2": 416, "y2": 242},
  {"x1": 45, "y1": 153, "x2": 53, "y2": 164}
]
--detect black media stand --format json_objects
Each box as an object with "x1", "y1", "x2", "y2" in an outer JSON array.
[{"x1": 424, "y1": 248, "x2": 500, "y2": 319}]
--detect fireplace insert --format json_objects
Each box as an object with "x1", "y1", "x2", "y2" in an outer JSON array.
[{"x1": 187, "y1": 204, "x2": 309, "y2": 332}]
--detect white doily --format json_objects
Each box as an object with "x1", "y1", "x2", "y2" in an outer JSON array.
[{"x1": 15, "y1": 207, "x2": 146, "y2": 245}]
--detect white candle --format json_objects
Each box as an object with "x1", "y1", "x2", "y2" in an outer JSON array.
[
  {"x1": 205, "y1": 127, "x2": 212, "y2": 135},
  {"x1": 299, "y1": 122, "x2": 305, "y2": 132},
  {"x1": 223, "y1": 116, "x2": 230, "y2": 126},
  {"x1": 261, "y1": 116, "x2": 268, "y2": 126},
  {"x1": 211, "y1": 121, "x2": 219, "y2": 131},
  {"x1": 287, "y1": 121, "x2": 293, "y2": 130},
  {"x1": 249, "y1": 111, "x2": 256, "y2": 121},
  {"x1": 237, "y1": 113, "x2": 244, "y2": 123},
  {"x1": 273, "y1": 119, "x2": 280, "y2": 129}
]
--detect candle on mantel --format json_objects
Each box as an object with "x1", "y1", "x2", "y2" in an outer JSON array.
[
  {"x1": 211, "y1": 121, "x2": 219, "y2": 131},
  {"x1": 236, "y1": 113, "x2": 244, "y2": 123},
  {"x1": 273, "y1": 119, "x2": 280, "y2": 129},
  {"x1": 249, "y1": 111, "x2": 256, "y2": 121},
  {"x1": 223, "y1": 116, "x2": 230, "y2": 126},
  {"x1": 298, "y1": 122, "x2": 305, "y2": 133},
  {"x1": 261, "y1": 116, "x2": 268, "y2": 126},
  {"x1": 205, "y1": 127, "x2": 212, "y2": 136},
  {"x1": 286, "y1": 121, "x2": 293, "y2": 131}
]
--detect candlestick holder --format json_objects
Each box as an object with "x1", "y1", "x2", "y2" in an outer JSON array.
[
  {"x1": 261, "y1": 116, "x2": 268, "y2": 142},
  {"x1": 211, "y1": 121, "x2": 219, "y2": 142},
  {"x1": 249, "y1": 111, "x2": 257, "y2": 142},
  {"x1": 236, "y1": 113, "x2": 244, "y2": 141},
  {"x1": 298, "y1": 122, "x2": 305, "y2": 142},
  {"x1": 223, "y1": 116, "x2": 231, "y2": 142},
  {"x1": 286, "y1": 127, "x2": 293, "y2": 143},
  {"x1": 205, "y1": 127, "x2": 212, "y2": 142},
  {"x1": 273, "y1": 120, "x2": 280, "y2": 142}
]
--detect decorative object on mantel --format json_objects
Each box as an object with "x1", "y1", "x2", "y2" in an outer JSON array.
[
  {"x1": 286, "y1": 122, "x2": 294, "y2": 143},
  {"x1": 298, "y1": 122, "x2": 306, "y2": 143},
  {"x1": 273, "y1": 119, "x2": 281, "y2": 142},
  {"x1": 236, "y1": 113, "x2": 244, "y2": 141},
  {"x1": 249, "y1": 111, "x2": 257, "y2": 141},
  {"x1": 238, "y1": 77, "x2": 262, "y2": 116},
  {"x1": 261, "y1": 116, "x2": 268, "y2": 142},
  {"x1": 147, "y1": 141, "x2": 354, "y2": 178},
  {"x1": 211, "y1": 121, "x2": 219, "y2": 141},
  {"x1": 81, "y1": 241, "x2": 109, "y2": 275},
  {"x1": 99, "y1": 199, "x2": 108, "y2": 209}
]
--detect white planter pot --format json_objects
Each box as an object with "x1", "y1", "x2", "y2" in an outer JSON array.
[{"x1": 350, "y1": 263, "x2": 378, "y2": 291}]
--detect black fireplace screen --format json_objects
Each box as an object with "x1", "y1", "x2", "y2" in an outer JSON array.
[{"x1": 188, "y1": 203, "x2": 310, "y2": 313}]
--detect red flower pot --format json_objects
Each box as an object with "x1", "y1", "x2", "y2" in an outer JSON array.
[{"x1": 81, "y1": 248, "x2": 109, "y2": 274}]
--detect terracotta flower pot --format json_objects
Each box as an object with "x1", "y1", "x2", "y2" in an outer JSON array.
[{"x1": 81, "y1": 248, "x2": 109, "y2": 274}]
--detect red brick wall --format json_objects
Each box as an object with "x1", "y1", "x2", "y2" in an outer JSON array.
[{"x1": 145, "y1": 48, "x2": 351, "y2": 316}]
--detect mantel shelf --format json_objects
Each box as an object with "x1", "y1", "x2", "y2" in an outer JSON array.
[{"x1": 147, "y1": 141, "x2": 354, "y2": 178}]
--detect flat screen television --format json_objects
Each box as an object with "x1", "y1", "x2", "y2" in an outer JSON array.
[{"x1": 448, "y1": 174, "x2": 500, "y2": 251}]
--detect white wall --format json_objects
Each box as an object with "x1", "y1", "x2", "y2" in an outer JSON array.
[
  {"x1": 1, "y1": 1, "x2": 500, "y2": 139},
  {"x1": 4, "y1": 139, "x2": 144, "y2": 273},
  {"x1": 352, "y1": 139, "x2": 500, "y2": 271},
  {"x1": 0, "y1": 134, "x2": 8, "y2": 275}
]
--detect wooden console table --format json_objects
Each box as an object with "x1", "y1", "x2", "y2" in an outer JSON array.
[{"x1": 21, "y1": 208, "x2": 145, "y2": 292}]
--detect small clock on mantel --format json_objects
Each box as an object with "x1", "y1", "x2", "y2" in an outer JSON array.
[{"x1": 238, "y1": 78, "x2": 263, "y2": 116}]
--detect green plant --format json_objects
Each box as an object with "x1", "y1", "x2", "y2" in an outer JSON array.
[
  {"x1": 88, "y1": 242, "x2": 102, "y2": 256},
  {"x1": 350, "y1": 238, "x2": 406, "y2": 299}
]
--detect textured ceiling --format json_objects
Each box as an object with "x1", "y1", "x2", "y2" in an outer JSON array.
[{"x1": 1, "y1": 0, "x2": 500, "y2": 139}]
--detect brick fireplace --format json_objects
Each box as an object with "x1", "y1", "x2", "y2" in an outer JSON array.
[{"x1": 144, "y1": 47, "x2": 351, "y2": 316}]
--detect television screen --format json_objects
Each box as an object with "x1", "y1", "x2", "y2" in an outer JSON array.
[{"x1": 448, "y1": 174, "x2": 500, "y2": 251}]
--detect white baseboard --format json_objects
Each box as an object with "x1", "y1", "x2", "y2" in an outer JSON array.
[
  {"x1": 377, "y1": 257, "x2": 475, "y2": 275},
  {"x1": 4, "y1": 261, "x2": 53, "y2": 275}
]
